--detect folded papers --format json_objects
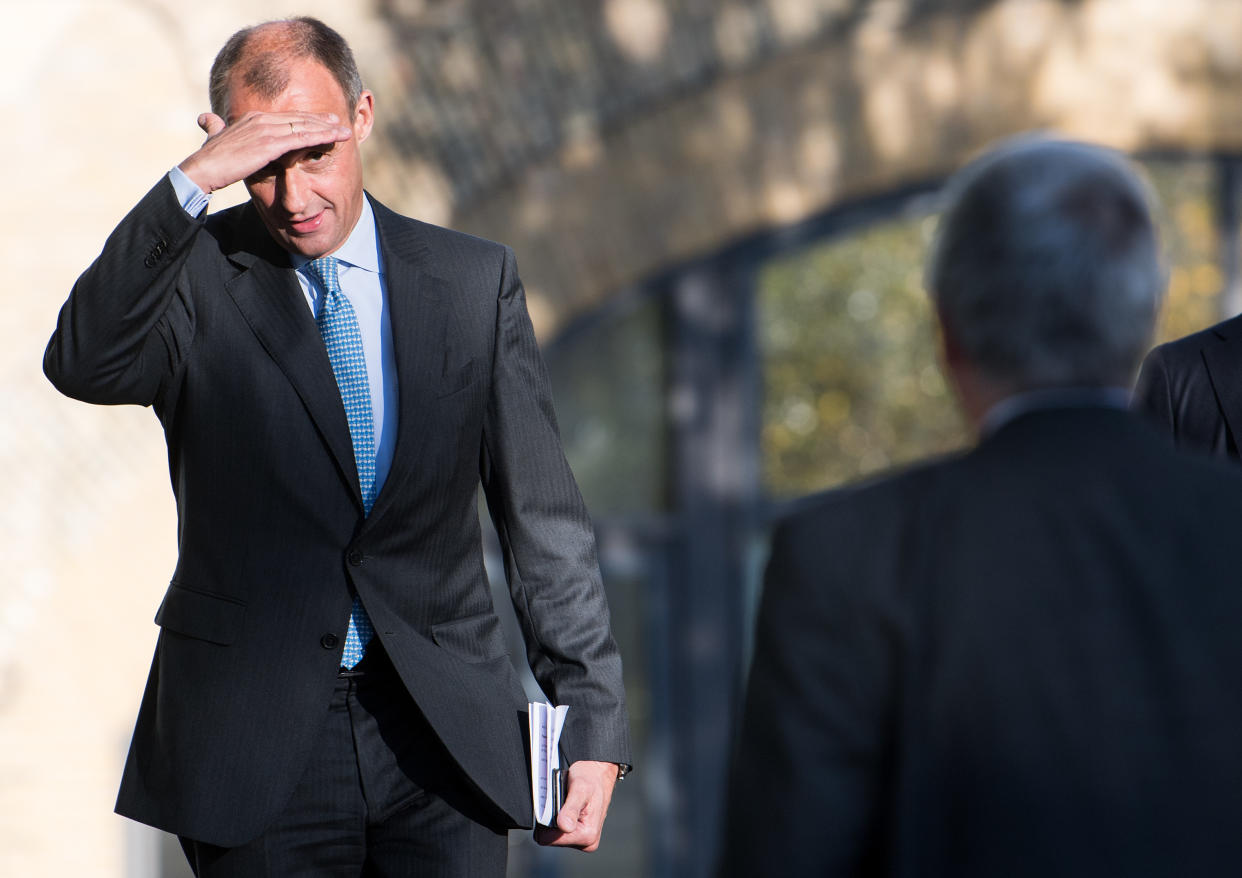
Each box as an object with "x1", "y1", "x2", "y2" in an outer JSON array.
[{"x1": 529, "y1": 701, "x2": 568, "y2": 826}]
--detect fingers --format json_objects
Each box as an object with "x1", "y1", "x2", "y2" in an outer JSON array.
[
  {"x1": 178, "y1": 111, "x2": 352, "y2": 195},
  {"x1": 535, "y1": 783, "x2": 600, "y2": 850},
  {"x1": 248, "y1": 111, "x2": 347, "y2": 139},
  {"x1": 556, "y1": 782, "x2": 595, "y2": 834},
  {"x1": 536, "y1": 820, "x2": 603, "y2": 852},
  {"x1": 211, "y1": 111, "x2": 349, "y2": 147}
]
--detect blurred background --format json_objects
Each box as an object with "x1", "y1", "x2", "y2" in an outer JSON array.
[{"x1": 5, "y1": 0, "x2": 1242, "y2": 875}]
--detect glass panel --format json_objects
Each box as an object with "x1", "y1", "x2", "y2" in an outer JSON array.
[
  {"x1": 759, "y1": 201, "x2": 968, "y2": 497},
  {"x1": 546, "y1": 296, "x2": 667, "y2": 516}
]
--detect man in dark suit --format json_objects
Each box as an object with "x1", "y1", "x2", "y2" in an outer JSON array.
[
  {"x1": 45, "y1": 17, "x2": 629, "y2": 876},
  {"x1": 1132, "y1": 312, "x2": 1242, "y2": 459},
  {"x1": 720, "y1": 137, "x2": 1242, "y2": 877}
]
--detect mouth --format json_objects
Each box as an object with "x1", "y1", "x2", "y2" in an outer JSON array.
[{"x1": 288, "y1": 211, "x2": 326, "y2": 235}]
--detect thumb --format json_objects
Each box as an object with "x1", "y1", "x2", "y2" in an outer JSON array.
[{"x1": 198, "y1": 113, "x2": 226, "y2": 137}]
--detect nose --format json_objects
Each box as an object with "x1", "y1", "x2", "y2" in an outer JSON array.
[{"x1": 276, "y1": 168, "x2": 309, "y2": 216}]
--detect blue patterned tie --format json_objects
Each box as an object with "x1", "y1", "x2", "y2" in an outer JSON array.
[{"x1": 306, "y1": 256, "x2": 376, "y2": 668}]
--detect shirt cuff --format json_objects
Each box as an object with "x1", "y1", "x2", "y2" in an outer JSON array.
[{"x1": 168, "y1": 166, "x2": 211, "y2": 218}]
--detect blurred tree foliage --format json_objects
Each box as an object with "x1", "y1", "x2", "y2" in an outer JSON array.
[
  {"x1": 1144, "y1": 159, "x2": 1220, "y2": 344},
  {"x1": 760, "y1": 157, "x2": 1226, "y2": 498},
  {"x1": 760, "y1": 200, "x2": 965, "y2": 497}
]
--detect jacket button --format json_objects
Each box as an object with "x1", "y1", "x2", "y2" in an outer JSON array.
[
  {"x1": 321, "y1": 633, "x2": 339, "y2": 649},
  {"x1": 347, "y1": 550, "x2": 364, "y2": 566}
]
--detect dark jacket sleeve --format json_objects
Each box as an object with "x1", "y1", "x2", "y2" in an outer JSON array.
[
  {"x1": 479, "y1": 246, "x2": 631, "y2": 769},
  {"x1": 44, "y1": 176, "x2": 201, "y2": 408}
]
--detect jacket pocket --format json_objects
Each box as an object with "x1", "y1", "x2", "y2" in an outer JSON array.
[
  {"x1": 431, "y1": 611, "x2": 506, "y2": 662},
  {"x1": 436, "y1": 358, "x2": 477, "y2": 398},
  {"x1": 155, "y1": 582, "x2": 246, "y2": 646}
]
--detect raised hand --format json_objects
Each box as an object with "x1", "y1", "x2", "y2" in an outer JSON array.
[{"x1": 177, "y1": 111, "x2": 353, "y2": 195}]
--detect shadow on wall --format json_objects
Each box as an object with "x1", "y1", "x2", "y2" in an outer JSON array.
[{"x1": 361, "y1": 0, "x2": 1169, "y2": 337}]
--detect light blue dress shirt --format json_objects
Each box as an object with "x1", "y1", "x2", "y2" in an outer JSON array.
[{"x1": 168, "y1": 167, "x2": 399, "y2": 494}]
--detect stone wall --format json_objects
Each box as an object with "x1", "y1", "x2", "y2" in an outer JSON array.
[{"x1": 441, "y1": 0, "x2": 1242, "y2": 332}]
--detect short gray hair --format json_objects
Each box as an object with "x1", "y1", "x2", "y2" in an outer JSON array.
[
  {"x1": 208, "y1": 17, "x2": 363, "y2": 120},
  {"x1": 926, "y1": 136, "x2": 1164, "y2": 389}
]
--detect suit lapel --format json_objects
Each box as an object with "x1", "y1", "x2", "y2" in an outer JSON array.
[
  {"x1": 223, "y1": 233, "x2": 365, "y2": 511},
  {"x1": 1201, "y1": 321, "x2": 1242, "y2": 452},
  {"x1": 366, "y1": 197, "x2": 458, "y2": 522}
]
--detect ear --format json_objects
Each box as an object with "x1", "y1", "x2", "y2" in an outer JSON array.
[
  {"x1": 933, "y1": 304, "x2": 980, "y2": 424},
  {"x1": 352, "y1": 90, "x2": 375, "y2": 144},
  {"x1": 933, "y1": 309, "x2": 1012, "y2": 433}
]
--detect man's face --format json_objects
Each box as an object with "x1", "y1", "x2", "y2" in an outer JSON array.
[{"x1": 228, "y1": 56, "x2": 373, "y2": 259}]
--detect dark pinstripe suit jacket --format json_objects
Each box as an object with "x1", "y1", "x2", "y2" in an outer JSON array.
[{"x1": 45, "y1": 177, "x2": 630, "y2": 846}]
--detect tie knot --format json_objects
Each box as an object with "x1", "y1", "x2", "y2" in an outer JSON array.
[{"x1": 306, "y1": 256, "x2": 341, "y2": 294}]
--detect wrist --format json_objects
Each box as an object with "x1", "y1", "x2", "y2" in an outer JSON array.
[{"x1": 176, "y1": 157, "x2": 215, "y2": 196}]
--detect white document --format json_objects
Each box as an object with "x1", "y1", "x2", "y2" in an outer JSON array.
[{"x1": 528, "y1": 701, "x2": 569, "y2": 826}]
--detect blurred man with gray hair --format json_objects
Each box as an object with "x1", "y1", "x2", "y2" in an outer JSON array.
[{"x1": 720, "y1": 136, "x2": 1242, "y2": 877}]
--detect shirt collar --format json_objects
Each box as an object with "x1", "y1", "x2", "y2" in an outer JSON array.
[
  {"x1": 980, "y1": 386, "x2": 1132, "y2": 437},
  {"x1": 289, "y1": 196, "x2": 381, "y2": 275}
]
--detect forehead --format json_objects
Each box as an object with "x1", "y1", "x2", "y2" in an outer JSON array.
[{"x1": 226, "y1": 55, "x2": 350, "y2": 122}]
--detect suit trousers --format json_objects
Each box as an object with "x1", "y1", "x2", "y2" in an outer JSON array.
[{"x1": 178, "y1": 646, "x2": 509, "y2": 877}]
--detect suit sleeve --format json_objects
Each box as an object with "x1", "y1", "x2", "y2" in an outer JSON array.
[
  {"x1": 719, "y1": 509, "x2": 899, "y2": 878},
  {"x1": 44, "y1": 176, "x2": 201, "y2": 409},
  {"x1": 479, "y1": 246, "x2": 631, "y2": 769}
]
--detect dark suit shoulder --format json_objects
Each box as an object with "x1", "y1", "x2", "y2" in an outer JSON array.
[
  {"x1": 191, "y1": 200, "x2": 297, "y2": 271},
  {"x1": 779, "y1": 453, "x2": 956, "y2": 536},
  {"x1": 366, "y1": 194, "x2": 509, "y2": 265},
  {"x1": 1145, "y1": 312, "x2": 1242, "y2": 366},
  {"x1": 771, "y1": 453, "x2": 959, "y2": 609},
  {"x1": 201, "y1": 199, "x2": 249, "y2": 235}
]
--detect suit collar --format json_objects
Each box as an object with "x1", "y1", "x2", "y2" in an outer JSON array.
[
  {"x1": 1201, "y1": 317, "x2": 1242, "y2": 448},
  {"x1": 977, "y1": 404, "x2": 1149, "y2": 461},
  {"x1": 366, "y1": 193, "x2": 434, "y2": 265},
  {"x1": 1208, "y1": 312, "x2": 1242, "y2": 342},
  {"x1": 362, "y1": 194, "x2": 460, "y2": 523},
  {"x1": 979, "y1": 386, "x2": 1130, "y2": 437}
]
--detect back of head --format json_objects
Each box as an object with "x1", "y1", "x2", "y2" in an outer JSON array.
[
  {"x1": 209, "y1": 17, "x2": 362, "y2": 119},
  {"x1": 927, "y1": 136, "x2": 1164, "y2": 390}
]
